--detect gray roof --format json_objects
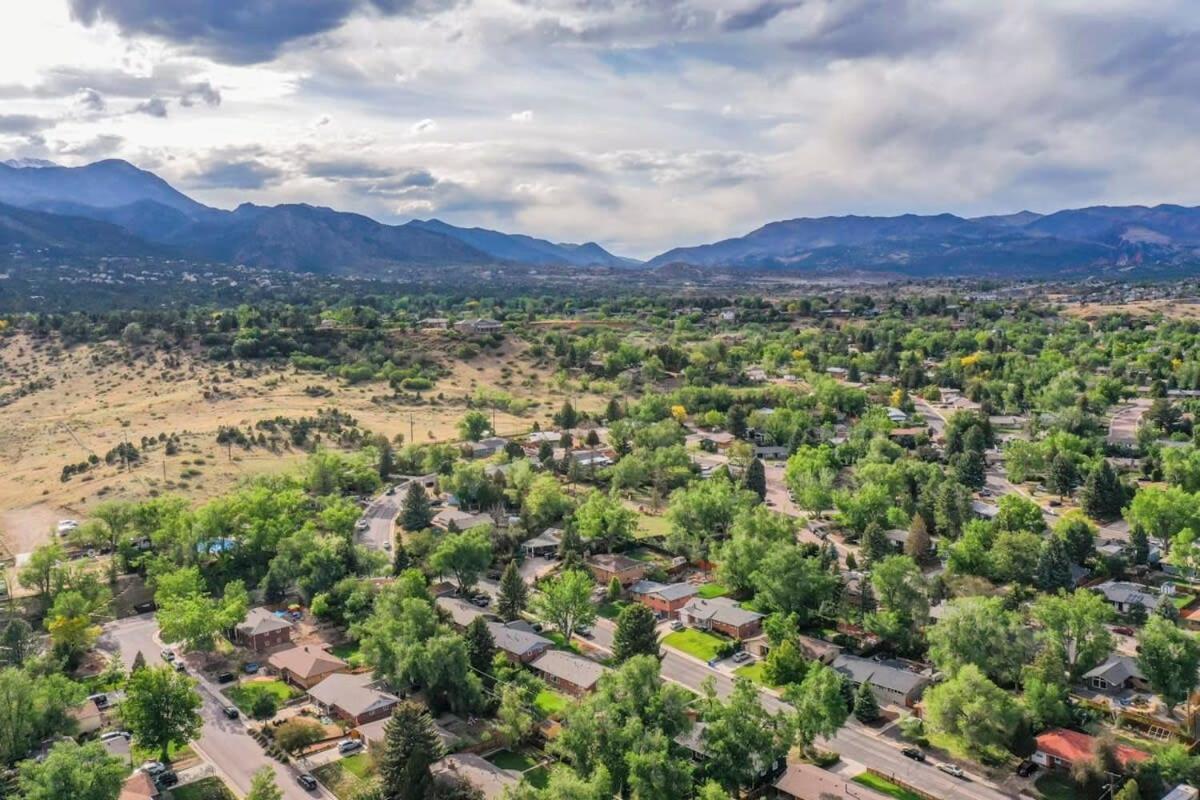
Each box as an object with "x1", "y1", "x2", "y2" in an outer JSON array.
[
  {"x1": 432, "y1": 753, "x2": 519, "y2": 800},
  {"x1": 522, "y1": 528, "x2": 563, "y2": 549},
  {"x1": 1095, "y1": 581, "x2": 1166, "y2": 610},
  {"x1": 531, "y1": 650, "x2": 608, "y2": 691},
  {"x1": 236, "y1": 607, "x2": 293, "y2": 637},
  {"x1": 1083, "y1": 654, "x2": 1145, "y2": 686},
  {"x1": 435, "y1": 596, "x2": 493, "y2": 628},
  {"x1": 832, "y1": 654, "x2": 930, "y2": 696},
  {"x1": 629, "y1": 580, "x2": 698, "y2": 602},
  {"x1": 308, "y1": 672, "x2": 398, "y2": 719},
  {"x1": 681, "y1": 596, "x2": 764, "y2": 628},
  {"x1": 487, "y1": 621, "x2": 552, "y2": 658}
]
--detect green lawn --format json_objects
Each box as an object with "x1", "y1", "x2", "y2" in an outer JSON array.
[
  {"x1": 634, "y1": 512, "x2": 671, "y2": 539},
  {"x1": 329, "y1": 641, "x2": 366, "y2": 667},
  {"x1": 169, "y1": 777, "x2": 237, "y2": 800},
  {"x1": 534, "y1": 688, "x2": 571, "y2": 718},
  {"x1": 1035, "y1": 772, "x2": 1078, "y2": 800},
  {"x1": 662, "y1": 629, "x2": 728, "y2": 661},
  {"x1": 312, "y1": 762, "x2": 366, "y2": 800},
  {"x1": 597, "y1": 600, "x2": 628, "y2": 619},
  {"x1": 734, "y1": 660, "x2": 773, "y2": 686},
  {"x1": 226, "y1": 679, "x2": 299, "y2": 716},
  {"x1": 853, "y1": 773, "x2": 924, "y2": 800},
  {"x1": 696, "y1": 583, "x2": 729, "y2": 599},
  {"x1": 340, "y1": 753, "x2": 374, "y2": 780},
  {"x1": 489, "y1": 750, "x2": 549, "y2": 790},
  {"x1": 544, "y1": 630, "x2": 582, "y2": 653}
]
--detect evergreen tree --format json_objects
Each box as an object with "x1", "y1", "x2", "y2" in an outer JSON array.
[
  {"x1": 463, "y1": 617, "x2": 496, "y2": 684},
  {"x1": 904, "y1": 514, "x2": 932, "y2": 561},
  {"x1": 607, "y1": 576, "x2": 622, "y2": 602},
  {"x1": 378, "y1": 437, "x2": 396, "y2": 482},
  {"x1": 130, "y1": 650, "x2": 147, "y2": 673},
  {"x1": 378, "y1": 702, "x2": 445, "y2": 800},
  {"x1": 953, "y1": 448, "x2": 986, "y2": 490},
  {"x1": 727, "y1": 405, "x2": 748, "y2": 439},
  {"x1": 852, "y1": 680, "x2": 880, "y2": 723},
  {"x1": 537, "y1": 441, "x2": 554, "y2": 463},
  {"x1": 862, "y1": 522, "x2": 891, "y2": 564},
  {"x1": 0, "y1": 618, "x2": 35, "y2": 667},
  {"x1": 745, "y1": 458, "x2": 767, "y2": 501},
  {"x1": 391, "y1": 536, "x2": 410, "y2": 575},
  {"x1": 400, "y1": 482, "x2": 433, "y2": 531},
  {"x1": 1080, "y1": 461, "x2": 1125, "y2": 520},
  {"x1": 554, "y1": 400, "x2": 579, "y2": 430},
  {"x1": 605, "y1": 397, "x2": 624, "y2": 422},
  {"x1": 1130, "y1": 527, "x2": 1150, "y2": 566},
  {"x1": 497, "y1": 561, "x2": 528, "y2": 622},
  {"x1": 558, "y1": 526, "x2": 585, "y2": 569},
  {"x1": 1036, "y1": 536, "x2": 1074, "y2": 592},
  {"x1": 612, "y1": 603, "x2": 659, "y2": 662},
  {"x1": 1047, "y1": 453, "x2": 1079, "y2": 499}
]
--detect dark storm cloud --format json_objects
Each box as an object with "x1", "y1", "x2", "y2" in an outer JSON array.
[
  {"x1": 721, "y1": 1, "x2": 800, "y2": 32},
  {"x1": 67, "y1": 0, "x2": 460, "y2": 64},
  {"x1": 190, "y1": 159, "x2": 283, "y2": 189},
  {"x1": 0, "y1": 114, "x2": 53, "y2": 134},
  {"x1": 306, "y1": 158, "x2": 395, "y2": 179}
]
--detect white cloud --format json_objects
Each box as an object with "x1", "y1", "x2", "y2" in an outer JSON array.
[
  {"x1": 510, "y1": 109, "x2": 533, "y2": 122},
  {"x1": 410, "y1": 118, "x2": 437, "y2": 134}
]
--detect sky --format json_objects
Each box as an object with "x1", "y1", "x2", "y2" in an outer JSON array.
[{"x1": 2, "y1": 1, "x2": 1200, "y2": 259}]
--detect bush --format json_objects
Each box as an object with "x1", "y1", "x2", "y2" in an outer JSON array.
[{"x1": 251, "y1": 692, "x2": 279, "y2": 720}]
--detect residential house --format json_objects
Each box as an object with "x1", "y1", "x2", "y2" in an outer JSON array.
[
  {"x1": 418, "y1": 318, "x2": 449, "y2": 329},
  {"x1": 307, "y1": 672, "x2": 399, "y2": 725},
  {"x1": 118, "y1": 772, "x2": 159, "y2": 800},
  {"x1": 746, "y1": 634, "x2": 842, "y2": 665},
  {"x1": 358, "y1": 714, "x2": 460, "y2": 751},
  {"x1": 1083, "y1": 655, "x2": 1149, "y2": 694},
  {"x1": 1094, "y1": 581, "x2": 1171, "y2": 615},
  {"x1": 675, "y1": 723, "x2": 783, "y2": 788},
  {"x1": 234, "y1": 608, "x2": 294, "y2": 652},
  {"x1": 885, "y1": 407, "x2": 908, "y2": 423},
  {"x1": 772, "y1": 762, "x2": 891, "y2": 800},
  {"x1": 831, "y1": 654, "x2": 930, "y2": 709},
  {"x1": 487, "y1": 621, "x2": 552, "y2": 663},
  {"x1": 431, "y1": 507, "x2": 494, "y2": 532},
  {"x1": 436, "y1": 595, "x2": 495, "y2": 629},
  {"x1": 745, "y1": 367, "x2": 768, "y2": 383},
  {"x1": 679, "y1": 596, "x2": 764, "y2": 640},
  {"x1": 521, "y1": 528, "x2": 562, "y2": 558},
  {"x1": 754, "y1": 445, "x2": 789, "y2": 460},
  {"x1": 530, "y1": 650, "x2": 609, "y2": 696},
  {"x1": 587, "y1": 553, "x2": 647, "y2": 587},
  {"x1": 569, "y1": 448, "x2": 615, "y2": 469},
  {"x1": 1163, "y1": 786, "x2": 1200, "y2": 800},
  {"x1": 1033, "y1": 729, "x2": 1149, "y2": 772},
  {"x1": 970, "y1": 499, "x2": 1000, "y2": 520},
  {"x1": 268, "y1": 645, "x2": 348, "y2": 689},
  {"x1": 629, "y1": 580, "x2": 699, "y2": 619},
  {"x1": 432, "y1": 753, "x2": 520, "y2": 800},
  {"x1": 685, "y1": 431, "x2": 736, "y2": 451},
  {"x1": 465, "y1": 436, "x2": 510, "y2": 459},
  {"x1": 454, "y1": 318, "x2": 503, "y2": 335}
]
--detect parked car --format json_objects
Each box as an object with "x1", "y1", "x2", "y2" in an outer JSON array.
[
  {"x1": 88, "y1": 693, "x2": 109, "y2": 710},
  {"x1": 100, "y1": 731, "x2": 131, "y2": 742},
  {"x1": 901, "y1": 747, "x2": 925, "y2": 762},
  {"x1": 174, "y1": 661, "x2": 186, "y2": 673},
  {"x1": 1016, "y1": 760, "x2": 1037, "y2": 777},
  {"x1": 576, "y1": 625, "x2": 593, "y2": 639},
  {"x1": 1112, "y1": 626, "x2": 1135, "y2": 636},
  {"x1": 731, "y1": 651, "x2": 751, "y2": 663},
  {"x1": 133, "y1": 601, "x2": 156, "y2": 614},
  {"x1": 337, "y1": 739, "x2": 363, "y2": 755},
  {"x1": 141, "y1": 761, "x2": 166, "y2": 777},
  {"x1": 471, "y1": 595, "x2": 490, "y2": 607},
  {"x1": 217, "y1": 671, "x2": 235, "y2": 684},
  {"x1": 155, "y1": 771, "x2": 179, "y2": 788},
  {"x1": 297, "y1": 774, "x2": 319, "y2": 791},
  {"x1": 670, "y1": 620, "x2": 684, "y2": 631},
  {"x1": 222, "y1": 705, "x2": 240, "y2": 720},
  {"x1": 160, "y1": 649, "x2": 175, "y2": 661},
  {"x1": 937, "y1": 764, "x2": 965, "y2": 779},
  {"x1": 244, "y1": 662, "x2": 260, "y2": 674},
  {"x1": 355, "y1": 519, "x2": 369, "y2": 531}
]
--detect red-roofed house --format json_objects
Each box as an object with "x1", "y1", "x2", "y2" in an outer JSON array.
[{"x1": 1034, "y1": 729, "x2": 1150, "y2": 772}]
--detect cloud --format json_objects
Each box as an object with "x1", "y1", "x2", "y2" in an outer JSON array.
[
  {"x1": 133, "y1": 96, "x2": 168, "y2": 117},
  {"x1": 73, "y1": 87, "x2": 106, "y2": 112},
  {"x1": 0, "y1": 114, "x2": 53, "y2": 134},
  {"x1": 410, "y1": 118, "x2": 436, "y2": 134},
  {"x1": 510, "y1": 110, "x2": 534, "y2": 123},
  {"x1": 190, "y1": 158, "x2": 282, "y2": 189},
  {"x1": 720, "y1": 1, "x2": 800, "y2": 32},
  {"x1": 179, "y1": 81, "x2": 221, "y2": 107},
  {"x1": 306, "y1": 158, "x2": 394, "y2": 179}
]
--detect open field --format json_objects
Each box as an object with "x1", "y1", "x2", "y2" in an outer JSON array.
[
  {"x1": 0, "y1": 332, "x2": 601, "y2": 560},
  {"x1": 1057, "y1": 297, "x2": 1200, "y2": 320}
]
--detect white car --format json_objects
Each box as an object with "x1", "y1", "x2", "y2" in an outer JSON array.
[
  {"x1": 937, "y1": 764, "x2": 965, "y2": 779},
  {"x1": 355, "y1": 519, "x2": 369, "y2": 531},
  {"x1": 56, "y1": 519, "x2": 79, "y2": 535}
]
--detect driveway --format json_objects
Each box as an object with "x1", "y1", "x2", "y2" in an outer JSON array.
[{"x1": 100, "y1": 614, "x2": 333, "y2": 800}]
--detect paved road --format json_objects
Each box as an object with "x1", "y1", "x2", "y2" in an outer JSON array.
[
  {"x1": 360, "y1": 490, "x2": 400, "y2": 552},
  {"x1": 914, "y1": 398, "x2": 948, "y2": 439},
  {"x1": 588, "y1": 619, "x2": 1016, "y2": 800},
  {"x1": 101, "y1": 614, "x2": 332, "y2": 800}
]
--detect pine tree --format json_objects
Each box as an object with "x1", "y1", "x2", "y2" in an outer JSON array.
[
  {"x1": 130, "y1": 650, "x2": 147, "y2": 673},
  {"x1": 607, "y1": 576, "x2": 622, "y2": 601},
  {"x1": 1047, "y1": 453, "x2": 1079, "y2": 499},
  {"x1": 1130, "y1": 527, "x2": 1150, "y2": 565},
  {"x1": 904, "y1": 514, "x2": 931, "y2": 561},
  {"x1": 745, "y1": 458, "x2": 767, "y2": 501},
  {"x1": 554, "y1": 400, "x2": 579, "y2": 430},
  {"x1": 1080, "y1": 461, "x2": 1125, "y2": 520},
  {"x1": 853, "y1": 680, "x2": 881, "y2": 723},
  {"x1": 862, "y1": 522, "x2": 891, "y2": 564},
  {"x1": 558, "y1": 526, "x2": 585, "y2": 569},
  {"x1": 497, "y1": 561, "x2": 528, "y2": 622},
  {"x1": 400, "y1": 482, "x2": 433, "y2": 531},
  {"x1": 378, "y1": 702, "x2": 444, "y2": 800},
  {"x1": 391, "y1": 536, "x2": 410, "y2": 575},
  {"x1": 463, "y1": 617, "x2": 496, "y2": 684},
  {"x1": 727, "y1": 405, "x2": 747, "y2": 439},
  {"x1": 953, "y1": 448, "x2": 986, "y2": 490},
  {"x1": 612, "y1": 603, "x2": 659, "y2": 662},
  {"x1": 605, "y1": 397, "x2": 624, "y2": 422},
  {"x1": 1036, "y1": 536, "x2": 1074, "y2": 592}
]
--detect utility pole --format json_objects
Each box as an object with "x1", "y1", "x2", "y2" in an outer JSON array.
[{"x1": 409, "y1": 412, "x2": 415, "y2": 446}]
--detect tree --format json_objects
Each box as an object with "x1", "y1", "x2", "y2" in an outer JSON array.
[
  {"x1": 16, "y1": 740, "x2": 125, "y2": 800},
  {"x1": 784, "y1": 663, "x2": 849, "y2": 753},
  {"x1": 700, "y1": 678, "x2": 791, "y2": 793},
  {"x1": 1036, "y1": 536, "x2": 1074, "y2": 593},
  {"x1": 751, "y1": 543, "x2": 841, "y2": 625},
  {"x1": 496, "y1": 683, "x2": 536, "y2": 748},
  {"x1": 1032, "y1": 590, "x2": 1115, "y2": 679},
  {"x1": 533, "y1": 569, "x2": 596, "y2": 642},
  {"x1": 1081, "y1": 460, "x2": 1126, "y2": 520},
  {"x1": 90, "y1": 500, "x2": 134, "y2": 582},
  {"x1": 1054, "y1": 512, "x2": 1097, "y2": 564},
  {"x1": 400, "y1": 481, "x2": 433, "y2": 531},
  {"x1": 378, "y1": 702, "x2": 445, "y2": 800},
  {"x1": 154, "y1": 566, "x2": 248, "y2": 651},
  {"x1": 391, "y1": 536, "x2": 410, "y2": 575},
  {"x1": 1137, "y1": 615, "x2": 1200, "y2": 713},
  {"x1": 667, "y1": 476, "x2": 757, "y2": 558},
  {"x1": 1022, "y1": 647, "x2": 1071, "y2": 731},
  {"x1": 554, "y1": 400, "x2": 579, "y2": 430},
  {"x1": 0, "y1": 618, "x2": 35, "y2": 667},
  {"x1": 926, "y1": 596, "x2": 1034, "y2": 686},
  {"x1": 131, "y1": 650, "x2": 147, "y2": 673},
  {"x1": 870, "y1": 555, "x2": 928, "y2": 625},
  {"x1": 458, "y1": 410, "x2": 491, "y2": 441},
  {"x1": 1048, "y1": 453, "x2": 1079, "y2": 499},
  {"x1": 497, "y1": 560, "x2": 528, "y2": 621},
  {"x1": 613, "y1": 603, "x2": 659, "y2": 662},
  {"x1": 991, "y1": 530, "x2": 1043, "y2": 584},
  {"x1": 853, "y1": 679, "x2": 881, "y2": 723},
  {"x1": 45, "y1": 589, "x2": 104, "y2": 667},
  {"x1": 429, "y1": 529, "x2": 492, "y2": 594},
  {"x1": 573, "y1": 491, "x2": 636, "y2": 553},
  {"x1": 1126, "y1": 486, "x2": 1200, "y2": 553},
  {"x1": 953, "y1": 448, "x2": 986, "y2": 490},
  {"x1": 923, "y1": 664, "x2": 1021, "y2": 754},
  {"x1": 904, "y1": 514, "x2": 931, "y2": 561},
  {"x1": 0, "y1": 668, "x2": 84, "y2": 765},
  {"x1": 745, "y1": 458, "x2": 766, "y2": 501},
  {"x1": 523, "y1": 475, "x2": 572, "y2": 531},
  {"x1": 274, "y1": 718, "x2": 325, "y2": 756},
  {"x1": 122, "y1": 665, "x2": 203, "y2": 762},
  {"x1": 463, "y1": 616, "x2": 496, "y2": 681},
  {"x1": 1114, "y1": 780, "x2": 1141, "y2": 800},
  {"x1": 247, "y1": 768, "x2": 284, "y2": 800},
  {"x1": 18, "y1": 541, "x2": 66, "y2": 606},
  {"x1": 861, "y1": 522, "x2": 891, "y2": 564},
  {"x1": 995, "y1": 494, "x2": 1046, "y2": 534},
  {"x1": 784, "y1": 446, "x2": 837, "y2": 514},
  {"x1": 762, "y1": 638, "x2": 809, "y2": 687}
]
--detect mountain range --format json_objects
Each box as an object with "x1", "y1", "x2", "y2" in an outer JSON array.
[{"x1": 3, "y1": 157, "x2": 1200, "y2": 278}]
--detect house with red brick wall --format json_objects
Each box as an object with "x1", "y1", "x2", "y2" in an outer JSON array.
[
  {"x1": 587, "y1": 553, "x2": 646, "y2": 586},
  {"x1": 679, "y1": 596, "x2": 764, "y2": 640},
  {"x1": 307, "y1": 672, "x2": 399, "y2": 725},
  {"x1": 530, "y1": 650, "x2": 608, "y2": 697},
  {"x1": 629, "y1": 580, "x2": 698, "y2": 618},
  {"x1": 234, "y1": 608, "x2": 294, "y2": 652}
]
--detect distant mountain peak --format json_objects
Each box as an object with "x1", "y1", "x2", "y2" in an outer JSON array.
[{"x1": 1, "y1": 157, "x2": 58, "y2": 169}]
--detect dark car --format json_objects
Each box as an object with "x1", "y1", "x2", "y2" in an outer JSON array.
[
  {"x1": 133, "y1": 601, "x2": 156, "y2": 614},
  {"x1": 297, "y1": 773, "x2": 319, "y2": 791},
  {"x1": 471, "y1": 595, "x2": 490, "y2": 607},
  {"x1": 222, "y1": 705, "x2": 240, "y2": 719},
  {"x1": 1016, "y1": 760, "x2": 1037, "y2": 777},
  {"x1": 901, "y1": 747, "x2": 926, "y2": 762},
  {"x1": 155, "y1": 771, "x2": 179, "y2": 788},
  {"x1": 217, "y1": 671, "x2": 235, "y2": 684}
]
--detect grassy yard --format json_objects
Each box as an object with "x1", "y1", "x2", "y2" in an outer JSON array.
[
  {"x1": 597, "y1": 600, "x2": 628, "y2": 619},
  {"x1": 339, "y1": 753, "x2": 374, "y2": 779},
  {"x1": 852, "y1": 773, "x2": 924, "y2": 800},
  {"x1": 169, "y1": 777, "x2": 237, "y2": 800},
  {"x1": 662, "y1": 629, "x2": 728, "y2": 661},
  {"x1": 534, "y1": 688, "x2": 571, "y2": 718},
  {"x1": 313, "y1": 762, "x2": 369, "y2": 800},
  {"x1": 329, "y1": 641, "x2": 366, "y2": 667},
  {"x1": 634, "y1": 512, "x2": 671, "y2": 539},
  {"x1": 488, "y1": 749, "x2": 549, "y2": 789},
  {"x1": 696, "y1": 583, "x2": 729, "y2": 599},
  {"x1": 734, "y1": 660, "x2": 773, "y2": 686},
  {"x1": 226, "y1": 679, "x2": 299, "y2": 716},
  {"x1": 1035, "y1": 772, "x2": 1078, "y2": 800}
]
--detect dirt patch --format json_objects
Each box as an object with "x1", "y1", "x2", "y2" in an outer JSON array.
[{"x1": 0, "y1": 503, "x2": 70, "y2": 558}]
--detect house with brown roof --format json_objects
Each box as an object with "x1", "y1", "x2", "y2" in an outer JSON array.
[
  {"x1": 118, "y1": 771, "x2": 159, "y2": 800},
  {"x1": 629, "y1": 580, "x2": 698, "y2": 619},
  {"x1": 773, "y1": 762, "x2": 891, "y2": 800},
  {"x1": 307, "y1": 672, "x2": 399, "y2": 725},
  {"x1": 234, "y1": 608, "x2": 294, "y2": 652},
  {"x1": 587, "y1": 553, "x2": 647, "y2": 586},
  {"x1": 268, "y1": 645, "x2": 348, "y2": 689},
  {"x1": 432, "y1": 753, "x2": 520, "y2": 799},
  {"x1": 488, "y1": 621, "x2": 553, "y2": 664},
  {"x1": 1034, "y1": 728, "x2": 1149, "y2": 772},
  {"x1": 679, "y1": 596, "x2": 764, "y2": 640},
  {"x1": 530, "y1": 650, "x2": 609, "y2": 696},
  {"x1": 431, "y1": 507, "x2": 494, "y2": 532}
]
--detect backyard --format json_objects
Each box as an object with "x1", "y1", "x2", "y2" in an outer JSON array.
[
  {"x1": 226, "y1": 678, "x2": 300, "y2": 717},
  {"x1": 534, "y1": 688, "x2": 571, "y2": 718},
  {"x1": 662, "y1": 629, "x2": 728, "y2": 661},
  {"x1": 488, "y1": 749, "x2": 549, "y2": 789}
]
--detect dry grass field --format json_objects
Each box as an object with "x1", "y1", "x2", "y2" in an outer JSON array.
[
  {"x1": 1057, "y1": 297, "x2": 1200, "y2": 321},
  {"x1": 0, "y1": 332, "x2": 597, "y2": 562}
]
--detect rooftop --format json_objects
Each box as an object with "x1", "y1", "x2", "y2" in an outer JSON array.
[
  {"x1": 308, "y1": 672, "x2": 398, "y2": 719},
  {"x1": 1035, "y1": 728, "x2": 1150, "y2": 768},
  {"x1": 531, "y1": 650, "x2": 609, "y2": 691},
  {"x1": 267, "y1": 645, "x2": 347, "y2": 679},
  {"x1": 236, "y1": 607, "x2": 293, "y2": 637}
]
